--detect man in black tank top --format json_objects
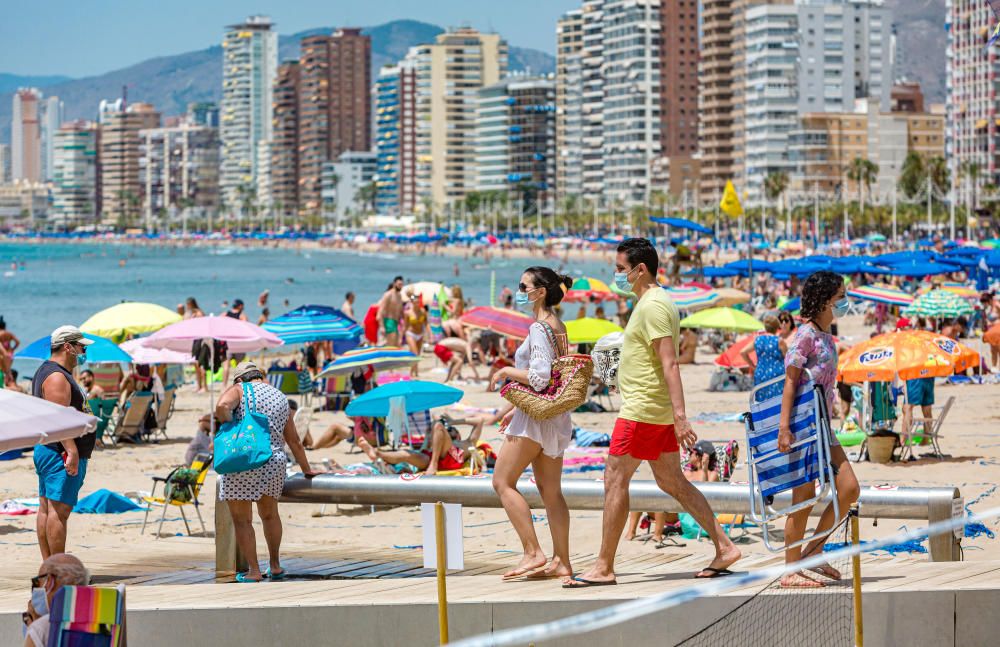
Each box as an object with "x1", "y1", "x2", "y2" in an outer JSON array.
[{"x1": 31, "y1": 325, "x2": 95, "y2": 559}]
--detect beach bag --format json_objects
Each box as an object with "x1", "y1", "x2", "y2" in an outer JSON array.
[
  {"x1": 590, "y1": 332, "x2": 623, "y2": 390},
  {"x1": 164, "y1": 468, "x2": 200, "y2": 503},
  {"x1": 501, "y1": 323, "x2": 593, "y2": 421},
  {"x1": 214, "y1": 382, "x2": 273, "y2": 474}
]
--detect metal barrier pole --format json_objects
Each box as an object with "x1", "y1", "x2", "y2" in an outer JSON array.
[{"x1": 850, "y1": 503, "x2": 863, "y2": 647}]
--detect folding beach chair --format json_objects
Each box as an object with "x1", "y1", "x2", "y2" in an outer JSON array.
[
  {"x1": 150, "y1": 386, "x2": 176, "y2": 441},
  {"x1": 46, "y1": 583, "x2": 126, "y2": 647},
  {"x1": 141, "y1": 453, "x2": 212, "y2": 537},
  {"x1": 113, "y1": 392, "x2": 154, "y2": 443},
  {"x1": 744, "y1": 373, "x2": 839, "y2": 552},
  {"x1": 90, "y1": 366, "x2": 123, "y2": 401},
  {"x1": 88, "y1": 398, "x2": 120, "y2": 448},
  {"x1": 900, "y1": 395, "x2": 955, "y2": 461}
]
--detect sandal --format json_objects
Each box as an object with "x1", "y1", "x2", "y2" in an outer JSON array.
[
  {"x1": 265, "y1": 567, "x2": 287, "y2": 581},
  {"x1": 235, "y1": 572, "x2": 261, "y2": 583}
]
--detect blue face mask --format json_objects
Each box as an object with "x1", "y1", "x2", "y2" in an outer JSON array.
[
  {"x1": 613, "y1": 269, "x2": 634, "y2": 292},
  {"x1": 832, "y1": 298, "x2": 850, "y2": 319},
  {"x1": 514, "y1": 291, "x2": 531, "y2": 306},
  {"x1": 31, "y1": 587, "x2": 48, "y2": 617}
]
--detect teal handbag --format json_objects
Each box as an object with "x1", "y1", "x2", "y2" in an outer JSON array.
[{"x1": 214, "y1": 382, "x2": 273, "y2": 475}]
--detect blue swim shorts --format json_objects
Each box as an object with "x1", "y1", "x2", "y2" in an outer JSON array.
[
  {"x1": 906, "y1": 377, "x2": 935, "y2": 408},
  {"x1": 34, "y1": 444, "x2": 89, "y2": 507}
]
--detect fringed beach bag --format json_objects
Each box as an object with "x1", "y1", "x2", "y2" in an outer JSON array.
[{"x1": 501, "y1": 323, "x2": 594, "y2": 420}]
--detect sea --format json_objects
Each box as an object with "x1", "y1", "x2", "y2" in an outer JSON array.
[{"x1": 0, "y1": 241, "x2": 615, "y2": 361}]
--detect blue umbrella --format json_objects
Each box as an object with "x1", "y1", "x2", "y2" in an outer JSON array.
[
  {"x1": 692, "y1": 267, "x2": 742, "y2": 279},
  {"x1": 876, "y1": 260, "x2": 961, "y2": 278},
  {"x1": 262, "y1": 304, "x2": 362, "y2": 347},
  {"x1": 345, "y1": 380, "x2": 464, "y2": 417},
  {"x1": 16, "y1": 333, "x2": 132, "y2": 364},
  {"x1": 649, "y1": 216, "x2": 713, "y2": 235},
  {"x1": 781, "y1": 297, "x2": 801, "y2": 312},
  {"x1": 724, "y1": 259, "x2": 775, "y2": 276}
]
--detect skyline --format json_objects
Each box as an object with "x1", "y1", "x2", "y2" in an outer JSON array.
[{"x1": 0, "y1": 1, "x2": 577, "y2": 78}]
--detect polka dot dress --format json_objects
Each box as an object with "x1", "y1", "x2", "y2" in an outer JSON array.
[
  {"x1": 753, "y1": 334, "x2": 785, "y2": 402},
  {"x1": 219, "y1": 381, "x2": 289, "y2": 501}
]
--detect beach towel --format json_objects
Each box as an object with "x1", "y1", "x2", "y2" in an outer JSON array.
[
  {"x1": 428, "y1": 296, "x2": 444, "y2": 342},
  {"x1": 0, "y1": 499, "x2": 33, "y2": 515},
  {"x1": 747, "y1": 382, "x2": 823, "y2": 498},
  {"x1": 572, "y1": 428, "x2": 611, "y2": 447},
  {"x1": 73, "y1": 489, "x2": 144, "y2": 514}
]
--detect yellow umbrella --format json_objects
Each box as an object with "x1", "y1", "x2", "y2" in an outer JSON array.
[
  {"x1": 80, "y1": 302, "x2": 182, "y2": 342},
  {"x1": 679, "y1": 307, "x2": 764, "y2": 332},
  {"x1": 565, "y1": 317, "x2": 624, "y2": 344},
  {"x1": 714, "y1": 287, "x2": 751, "y2": 307}
]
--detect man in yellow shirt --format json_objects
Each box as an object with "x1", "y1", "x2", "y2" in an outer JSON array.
[{"x1": 566, "y1": 238, "x2": 741, "y2": 587}]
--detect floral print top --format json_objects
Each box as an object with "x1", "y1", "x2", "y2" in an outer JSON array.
[{"x1": 784, "y1": 322, "x2": 838, "y2": 411}]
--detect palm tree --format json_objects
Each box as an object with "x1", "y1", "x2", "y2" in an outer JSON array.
[
  {"x1": 846, "y1": 157, "x2": 879, "y2": 224},
  {"x1": 927, "y1": 156, "x2": 950, "y2": 196},
  {"x1": 899, "y1": 152, "x2": 926, "y2": 199},
  {"x1": 763, "y1": 171, "x2": 789, "y2": 236},
  {"x1": 357, "y1": 182, "x2": 378, "y2": 214},
  {"x1": 959, "y1": 160, "x2": 982, "y2": 211}
]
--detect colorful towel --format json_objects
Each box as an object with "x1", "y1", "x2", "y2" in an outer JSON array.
[{"x1": 573, "y1": 428, "x2": 611, "y2": 447}]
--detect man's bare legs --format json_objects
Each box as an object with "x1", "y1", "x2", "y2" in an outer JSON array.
[
  {"x1": 36, "y1": 497, "x2": 72, "y2": 559},
  {"x1": 491, "y1": 435, "x2": 548, "y2": 579}
]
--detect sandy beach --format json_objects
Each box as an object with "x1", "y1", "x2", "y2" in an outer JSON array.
[{"x1": 2, "y1": 312, "x2": 998, "y2": 588}]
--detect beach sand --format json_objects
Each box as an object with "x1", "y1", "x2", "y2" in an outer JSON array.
[{"x1": 2, "y1": 313, "x2": 998, "y2": 585}]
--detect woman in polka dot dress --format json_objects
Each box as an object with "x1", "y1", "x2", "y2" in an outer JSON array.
[{"x1": 215, "y1": 361, "x2": 317, "y2": 582}]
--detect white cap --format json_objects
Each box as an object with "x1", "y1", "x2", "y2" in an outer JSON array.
[{"x1": 50, "y1": 325, "x2": 94, "y2": 347}]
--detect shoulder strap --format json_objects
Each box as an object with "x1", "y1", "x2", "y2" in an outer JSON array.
[
  {"x1": 538, "y1": 321, "x2": 566, "y2": 356},
  {"x1": 242, "y1": 382, "x2": 256, "y2": 416}
]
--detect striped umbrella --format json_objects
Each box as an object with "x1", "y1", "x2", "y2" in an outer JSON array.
[
  {"x1": 938, "y1": 282, "x2": 979, "y2": 298},
  {"x1": 460, "y1": 306, "x2": 534, "y2": 338},
  {"x1": 263, "y1": 305, "x2": 363, "y2": 344},
  {"x1": 662, "y1": 285, "x2": 721, "y2": 311},
  {"x1": 564, "y1": 277, "x2": 618, "y2": 303},
  {"x1": 846, "y1": 285, "x2": 915, "y2": 307},
  {"x1": 316, "y1": 346, "x2": 421, "y2": 378},
  {"x1": 903, "y1": 290, "x2": 974, "y2": 318}
]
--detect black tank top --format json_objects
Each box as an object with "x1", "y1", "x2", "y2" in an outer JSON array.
[{"x1": 32, "y1": 360, "x2": 97, "y2": 459}]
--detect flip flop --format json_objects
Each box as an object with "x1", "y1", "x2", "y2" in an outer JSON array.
[
  {"x1": 235, "y1": 573, "x2": 261, "y2": 583},
  {"x1": 265, "y1": 568, "x2": 287, "y2": 581},
  {"x1": 694, "y1": 567, "x2": 733, "y2": 579},
  {"x1": 562, "y1": 576, "x2": 618, "y2": 589}
]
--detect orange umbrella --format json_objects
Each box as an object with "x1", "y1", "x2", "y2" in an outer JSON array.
[
  {"x1": 714, "y1": 333, "x2": 761, "y2": 369},
  {"x1": 837, "y1": 330, "x2": 979, "y2": 382}
]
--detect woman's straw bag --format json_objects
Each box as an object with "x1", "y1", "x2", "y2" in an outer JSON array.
[{"x1": 501, "y1": 323, "x2": 594, "y2": 420}]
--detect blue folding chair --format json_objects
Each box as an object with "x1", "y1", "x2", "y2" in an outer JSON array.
[{"x1": 744, "y1": 372, "x2": 839, "y2": 552}]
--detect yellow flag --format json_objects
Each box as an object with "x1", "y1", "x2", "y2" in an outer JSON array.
[{"x1": 720, "y1": 180, "x2": 743, "y2": 218}]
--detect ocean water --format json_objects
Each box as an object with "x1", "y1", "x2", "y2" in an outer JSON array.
[{"x1": 0, "y1": 241, "x2": 615, "y2": 354}]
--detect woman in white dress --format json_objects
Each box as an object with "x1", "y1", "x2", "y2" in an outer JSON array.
[
  {"x1": 489, "y1": 267, "x2": 574, "y2": 581},
  {"x1": 215, "y1": 362, "x2": 317, "y2": 582}
]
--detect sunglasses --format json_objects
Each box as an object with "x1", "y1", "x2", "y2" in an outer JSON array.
[
  {"x1": 31, "y1": 573, "x2": 50, "y2": 588},
  {"x1": 517, "y1": 283, "x2": 537, "y2": 292}
]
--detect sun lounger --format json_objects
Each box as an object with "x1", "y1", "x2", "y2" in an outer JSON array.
[
  {"x1": 114, "y1": 391, "x2": 154, "y2": 443},
  {"x1": 46, "y1": 583, "x2": 126, "y2": 646},
  {"x1": 142, "y1": 453, "x2": 212, "y2": 537},
  {"x1": 150, "y1": 386, "x2": 176, "y2": 441},
  {"x1": 900, "y1": 395, "x2": 954, "y2": 461}
]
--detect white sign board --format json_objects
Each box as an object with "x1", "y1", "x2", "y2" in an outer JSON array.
[{"x1": 422, "y1": 502, "x2": 464, "y2": 570}]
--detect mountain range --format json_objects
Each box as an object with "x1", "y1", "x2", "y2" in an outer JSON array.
[{"x1": 0, "y1": 20, "x2": 554, "y2": 145}]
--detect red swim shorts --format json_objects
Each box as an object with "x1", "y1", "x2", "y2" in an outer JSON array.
[
  {"x1": 433, "y1": 344, "x2": 454, "y2": 363},
  {"x1": 610, "y1": 418, "x2": 679, "y2": 460}
]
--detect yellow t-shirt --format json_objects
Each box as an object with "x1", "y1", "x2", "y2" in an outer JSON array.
[{"x1": 618, "y1": 288, "x2": 680, "y2": 425}]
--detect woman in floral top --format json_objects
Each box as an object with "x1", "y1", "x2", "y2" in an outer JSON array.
[{"x1": 778, "y1": 270, "x2": 860, "y2": 588}]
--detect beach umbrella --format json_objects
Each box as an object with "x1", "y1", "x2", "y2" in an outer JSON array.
[
  {"x1": 262, "y1": 304, "x2": 363, "y2": 346},
  {"x1": 713, "y1": 288, "x2": 752, "y2": 307},
  {"x1": 119, "y1": 339, "x2": 195, "y2": 365},
  {"x1": 662, "y1": 285, "x2": 721, "y2": 311},
  {"x1": 564, "y1": 277, "x2": 618, "y2": 303},
  {"x1": 345, "y1": 380, "x2": 463, "y2": 417},
  {"x1": 694, "y1": 266, "x2": 742, "y2": 279},
  {"x1": 838, "y1": 331, "x2": 978, "y2": 382},
  {"x1": 877, "y1": 259, "x2": 961, "y2": 278},
  {"x1": 0, "y1": 389, "x2": 98, "y2": 452},
  {"x1": 649, "y1": 216, "x2": 713, "y2": 235},
  {"x1": 316, "y1": 346, "x2": 420, "y2": 378},
  {"x1": 80, "y1": 302, "x2": 182, "y2": 342},
  {"x1": 16, "y1": 333, "x2": 132, "y2": 364},
  {"x1": 905, "y1": 330, "x2": 980, "y2": 372},
  {"x1": 460, "y1": 306, "x2": 534, "y2": 339},
  {"x1": 714, "y1": 333, "x2": 762, "y2": 369},
  {"x1": 679, "y1": 307, "x2": 765, "y2": 332},
  {"x1": 565, "y1": 318, "x2": 624, "y2": 344},
  {"x1": 144, "y1": 315, "x2": 283, "y2": 354},
  {"x1": 846, "y1": 285, "x2": 915, "y2": 307},
  {"x1": 404, "y1": 282, "x2": 451, "y2": 304},
  {"x1": 937, "y1": 282, "x2": 979, "y2": 298},
  {"x1": 903, "y1": 290, "x2": 974, "y2": 318}
]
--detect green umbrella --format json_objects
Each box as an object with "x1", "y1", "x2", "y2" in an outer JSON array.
[
  {"x1": 679, "y1": 307, "x2": 765, "y2": 332},
  {"x1": 902, "y1": 289, "x2": 974, "y2": 319}
]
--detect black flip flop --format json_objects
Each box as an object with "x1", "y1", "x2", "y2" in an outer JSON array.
[
  {"x1": 695, "y1": 567, "x2": 733, "y2": 579},
  {"x1": 562, "y1": 576, "x2": 618, "y2": 589}
]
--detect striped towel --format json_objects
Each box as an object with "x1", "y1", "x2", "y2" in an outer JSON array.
[
  {"x1": 747, "y1": 381, "x2": 822, "y2": 498},
  {"x1": 48, "y1": 585, "x2": 125, "y2": 646}
]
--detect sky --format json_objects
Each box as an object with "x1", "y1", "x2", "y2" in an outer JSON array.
[{"x1": 1, "y1": 0, "x2": 579, "y2": 78}]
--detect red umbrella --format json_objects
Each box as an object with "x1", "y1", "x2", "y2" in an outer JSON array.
[
  {"x1": 460, "y1": 306, "x2": 533, "y2": 339},
  {"x1": 715, "y1": 333, "x2": 761, "y2": 369}
]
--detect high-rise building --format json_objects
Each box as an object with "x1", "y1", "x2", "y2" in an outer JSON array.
[
  {"x1": 328, "y1": 151, "x2": 377, "y2": 221},
  {"x1": 946, "y1": 0, "x2": 997, "y2": 190},
  {"x1": 298, "y1": 28, "x2": 372, "y2": 214},
  {"x1": 556, "y1": 9, "x2": 584, "y2": 203},
  {"x1": 743, "y1": 0, "x2": 893, "y2": 202},
  {"x1": 475, "y1": 76, "x2": 557, "y2": 215},
  {"x1": 140, "y1": 121, "x2": 221, "y2": 225},
  {"x1": 11, "y1": 89, "x2": 42, "y2": 182},
  {"x1": 220, "y1": 15, "x2": 277, "y2": 211},
  {"x1": 0, "y1": 182, "x2": 48, "y2": 225},
  {"x1": 0, "y1": 144, "x2": 10, "y2": 184},
  {"x1": 579, "y1": 1, "x2": 605, "y2": 200},
  {"x1": 374, "y1": 61, "x2": 418, "y2": 215},
  {"x1": 187, "y1": 102, "x2": 220, "y2": 127},
  {"x1": 659, "y1": 0, "x2": 700, "y2": 199},
  {"x1": 270, "y1": 60, "x2": 302, "y2": 219},
  {"x1": 414, "y1": 28, "x2": 508, "y2": 210},
  {"x1": 99, "y1": 103, "x2": 161, "y2": 225},
  {"x1": 40, "y1": 96, "x2": 63, "y2": 182},
  {"x1": 51, "y1": 121, "x2": 98, "y2": 226}
]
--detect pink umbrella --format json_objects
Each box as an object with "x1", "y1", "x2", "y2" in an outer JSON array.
[
  {"x1": 144, "y1": 316, "x2": 283, "y2": 428},
  {"x1": 120, "y1": 339, "x2": 196, "y2": 365}
]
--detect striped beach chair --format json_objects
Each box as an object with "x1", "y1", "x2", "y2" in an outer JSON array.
[
  {"x1": 744, "y1": 373, "x2": 839, "y2": 552},
  {"x1": 46, "y1": 584, "x2": 126, "y2": 646}
]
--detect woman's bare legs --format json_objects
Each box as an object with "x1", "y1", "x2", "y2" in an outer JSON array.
[
  {"x1": 227, "y1": 499, "x2": 262, "y2": 581},
  {"x1": 356, "y1": 436, "x2": 431, "y2": 471},
  {"x1": 529, "y1": 452, "x2": 573, "y2": 579},
  {"x1": 491, "y1": 435, "x2": 547, "y2": 579},
  {"x1": 256, "y1": 496, "x2": 283, "y2": 575}
]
